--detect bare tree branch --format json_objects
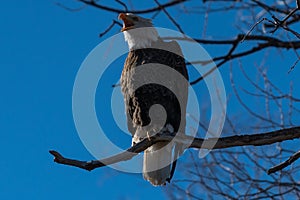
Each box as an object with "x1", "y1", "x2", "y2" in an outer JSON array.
[
  {"x1": 153, "y1": 0, "x2": 186, "y2": 35},
  {"x1": 77, "y1": 0, "x2": 186, "y2": 14},
  {"x1": 50, "y1": 126, "x2": 300, "y2": 171},
  {"x1": 268, "y1": 149, "x2": 300, "y2": 174},
  {"x1": 115, "y1": 0, "x2": 128, "y2": 12},
  {"x1": 163, "y1": 34, "x2": 300, "y2": 85},
  {"x1": 99, "y1": 20, "x2": 122, "y2": 37},
  {"x1": 55, "y1": 2, "x2": 87, "y2": 12}
]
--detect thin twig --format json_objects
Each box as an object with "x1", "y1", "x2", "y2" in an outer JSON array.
[
  {"x1": 55, "y1": 2, "x2": 87, "y2": 12},
  {"x1": 241, "y1": 18, "x2": 266, "y2": 43},
  {"x1": 99, "y1": 20, "x2": 122, "y2": 38},
  {"x1": 78, "y1": 0, "x2": 186, "y2": 14},
  {"x1": 153, "y1": 0, "x2": 186, "y2": 35},
  {"x1": 268, "y1": 149, "x2": 300, "y2": 174},
  {"x1": 288, "y1": 58, "x2": 300, "y2": 73},
  {"x1": 115, "y1": 0, "x2": 128, "y2": 12}
]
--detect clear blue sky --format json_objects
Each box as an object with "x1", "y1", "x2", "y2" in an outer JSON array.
[
  {"x1": 0, "y1": 1, "x2": 178, "y2": 199},
  {"x1": 1, "y1": 0, "x2": 299, "y2": 199}
]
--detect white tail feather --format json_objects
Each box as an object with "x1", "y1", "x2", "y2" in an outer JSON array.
[{"x1": 143, "y1": 142, "x2": 173, "y2": 186}]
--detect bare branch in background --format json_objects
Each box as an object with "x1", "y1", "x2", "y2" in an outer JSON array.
[
  {"x1": 55, "y1": 2, "x2": 87, "y2": 11},
  {"x1": 153, "y1": 0, "x2": 186, "y2": 35},
  {"x1": 268, "y1": 149, "x2": 300, "y2": 174},
  {"x1": 189, "y1": 35, "x2": 300, "y2": 85},
  {"x1": 77, "y1": 0, "x2": 186, "y2": 14},
  {"x1": 99, "y1": 20, "x2": 122, "y2": 37},
  {"x1": 115, "y1": 0, "x2": 128, "y2": 12}
]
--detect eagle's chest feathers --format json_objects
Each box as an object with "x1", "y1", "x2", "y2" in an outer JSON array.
[
  {"x1": 121, "y1": 48, "x2": 171, "y2": 86},
  {"x1": 121, "y1": 49, "x2": 157, "y2": 96},
  {"x1": 121, "y1": 45, "x2": 183, "y2": 97}
]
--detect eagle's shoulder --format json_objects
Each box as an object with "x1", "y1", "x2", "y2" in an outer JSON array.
[
  {"x1": 154, "y1": 39, "x2": 188, "y2": 81},
  {"x1": 152, "y1": 39, "x2": 182, "y2": 54}
]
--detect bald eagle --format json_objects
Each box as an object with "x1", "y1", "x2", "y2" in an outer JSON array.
[{"x1": 119, "y1": 13, "x2": 189, "y2": 186}]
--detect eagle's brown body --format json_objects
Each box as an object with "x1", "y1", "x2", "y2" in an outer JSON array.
[{"x1": 120, "y1": 39, "x2": 189, "y2": 185}]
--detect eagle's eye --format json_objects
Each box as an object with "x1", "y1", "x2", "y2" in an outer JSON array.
[{"x1": 132, "y1": 16, "x2": 139, "y2": 21}]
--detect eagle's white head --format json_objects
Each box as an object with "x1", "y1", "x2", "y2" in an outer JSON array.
[{"x1": 118, "y1": 13, "x2": 159, "y2": 50}]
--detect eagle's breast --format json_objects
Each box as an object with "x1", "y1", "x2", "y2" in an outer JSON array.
[{"x1": 121, "y1": 40, "x2": 188, "y2": 141}]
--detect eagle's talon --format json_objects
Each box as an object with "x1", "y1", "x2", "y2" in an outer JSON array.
[{"x1": 146, "y1": 132, "x2": 151, "y2": 141}]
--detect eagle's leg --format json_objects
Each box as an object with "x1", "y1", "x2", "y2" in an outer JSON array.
[{"x1": 146, "y1": 131, "x2": 151, "y2": 141}]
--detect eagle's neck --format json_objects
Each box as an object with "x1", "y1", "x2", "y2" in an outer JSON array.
[{"x1": 123, "y1": 27, "x2": 159, "y2": 50}]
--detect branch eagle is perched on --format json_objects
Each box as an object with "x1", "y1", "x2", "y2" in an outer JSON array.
[{"x1": 119, "y1": 13, "x2": 189, "y2": 186}]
